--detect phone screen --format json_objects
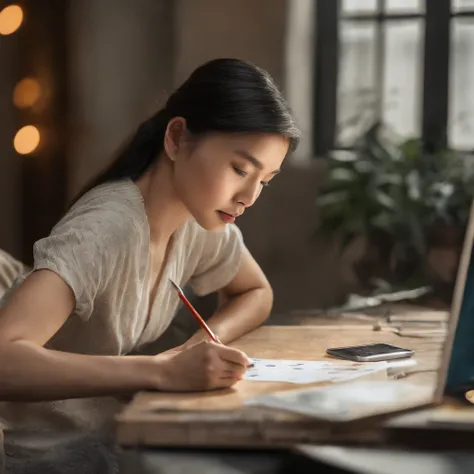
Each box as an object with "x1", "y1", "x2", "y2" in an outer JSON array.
[{"x1": 329, "y1": 343, "x2": 411, "y2": 358}]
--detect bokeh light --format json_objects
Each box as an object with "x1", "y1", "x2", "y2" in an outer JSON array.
[
  {"x1": 0, "y1": 5, "x2": 24, "y2": 36},
  {"x1": 13, "y1": 78, "x2": 41, "y2": 109},
  {"x1": 14, "y1": 126, "x2": 41, "y2": 155}
]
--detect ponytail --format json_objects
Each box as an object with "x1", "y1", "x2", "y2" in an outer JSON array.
[{"x1": 71, "y1": 58, "x2": 301, "y2": 206}]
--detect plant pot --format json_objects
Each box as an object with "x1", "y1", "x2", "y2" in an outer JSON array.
[
  {"x1": 427, "y1": 223, "x2": 466, "y2": 248},
  {"x1": 352, "y1": 230, "x2": 396, "y2": 289}
]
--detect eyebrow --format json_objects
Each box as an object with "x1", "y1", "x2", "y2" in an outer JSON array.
[{"x1": 234, "y1": 150, "x2": 281, "y2": 175}]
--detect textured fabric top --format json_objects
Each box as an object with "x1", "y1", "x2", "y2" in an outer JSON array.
[{"x1": 0, "y1": 178, "x2": 244, "y2": 432}]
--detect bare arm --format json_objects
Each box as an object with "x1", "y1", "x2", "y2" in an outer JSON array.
[
  {"x1": 0, "y1": 270, "x2": 249, "y2": 401},
  {"x1": 0, "y1": 270, "x2": 156, "y2": 401},
  {"x1": 183, "y1": 248, "x2": 273, "y2": 347}
]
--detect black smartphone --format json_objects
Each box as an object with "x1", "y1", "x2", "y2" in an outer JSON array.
[{"x1": 326, "y1": 343, "x2": 415, "y2": 362}]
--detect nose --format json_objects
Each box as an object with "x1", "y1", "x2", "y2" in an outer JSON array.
[{"x1": 236, "y1": 180, "x2": 262, "y2": 208}]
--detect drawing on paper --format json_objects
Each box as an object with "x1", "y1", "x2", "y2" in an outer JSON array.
[{"x1": 244, "y1": 358, "x2": 387, "y2": 384}]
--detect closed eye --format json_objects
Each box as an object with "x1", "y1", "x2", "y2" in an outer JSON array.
[
  {"x1": 232, "y1": 166, "x2": 247, "y2": 177},
  {"x1": 233, "y1": 165, "x2": 272, "y2": 188}
]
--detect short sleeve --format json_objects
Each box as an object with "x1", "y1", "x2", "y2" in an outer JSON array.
[
  {"x1": 33, "y1": 219, "x2": 109, "y2": 322},
  {"x1": 189, "y1": 224, "x2": 245, "y2": 296}
]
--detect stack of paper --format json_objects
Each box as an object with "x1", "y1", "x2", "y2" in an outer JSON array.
[{"x1": 245, "y1": 380, "x2": 433, "y2": 422}]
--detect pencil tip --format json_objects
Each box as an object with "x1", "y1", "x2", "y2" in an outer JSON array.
[{"x1": 169, "y1": 278, "x2": 183, "y2": 294}]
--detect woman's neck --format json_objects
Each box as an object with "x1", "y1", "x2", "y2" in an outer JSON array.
[{"x1": 135, "y1": 159, "x2": 190, "y2": 245}]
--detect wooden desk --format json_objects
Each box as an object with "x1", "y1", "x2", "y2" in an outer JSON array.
[
  {"x1": 381, "y1": 399, "x2": 474, "y2": 450},
  {"x1": 116, "y1": 325, "x2": 443, "y2": 448}
]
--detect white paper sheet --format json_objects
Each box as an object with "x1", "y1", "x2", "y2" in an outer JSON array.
[{"x1": 244, "y1": 358, "x2": 387, "y2": 384}]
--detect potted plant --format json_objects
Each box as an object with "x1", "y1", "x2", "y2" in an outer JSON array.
[{"x1": 317, "y1": 121, "x2": 474, "y2": 299}]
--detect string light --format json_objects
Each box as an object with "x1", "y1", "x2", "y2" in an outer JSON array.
[
  {"x1": 0, "y1": 4, "x2": 23, "y2": 36},
  {"x1": 14, "y1": 125, "x2": 41, "y2": 155},
  {"x1": 13, "y1": 78, "x2": 41, "y2": 109}
]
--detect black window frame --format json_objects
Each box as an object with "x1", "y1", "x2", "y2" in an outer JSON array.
[{"x1": 313, "y1": 0, "x2": 474, "y2": 156}]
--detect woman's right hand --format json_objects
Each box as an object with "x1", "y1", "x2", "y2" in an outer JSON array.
[{"x1": 154, "y1": 340, "x2": 250, "y2": 391}]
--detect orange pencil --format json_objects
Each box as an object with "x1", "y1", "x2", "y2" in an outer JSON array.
[
  {"x1": 169, "y1": 278, "x2": 222, "y2": 344},
  {"x1": 169, "y1": 278, "x2": 254, "y2": 368}
]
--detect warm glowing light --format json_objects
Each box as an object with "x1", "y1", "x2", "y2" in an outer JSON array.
[
  {"x1": 0, "y1": 5, "x2": 23, "y2": 35},
  {"x1": 466, "y1": 390, "x2": 474, "y2": 404},
  {"x1": 13, "y1": 78, "x2": 41, "y2": 108},
  {"x1": 14, "y1": 126, "x2": 40, "y2": 155}
]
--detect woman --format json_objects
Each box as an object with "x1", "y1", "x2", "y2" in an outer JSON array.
[{"x1": 0, "y1": 58, "x2": 300, "y2": 441}]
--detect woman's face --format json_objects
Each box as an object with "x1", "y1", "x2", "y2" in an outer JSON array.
[{"x1": 171, "y1": 129, "x2": 289, "y2": 231}]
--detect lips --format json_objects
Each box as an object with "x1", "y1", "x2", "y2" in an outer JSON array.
[{"x1": 217, "y1": 211, "x2": 237, "y2": 223}]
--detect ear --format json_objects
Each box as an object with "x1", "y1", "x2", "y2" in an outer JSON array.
[{"x1": 163, "y1": 117, "x2": 187, "y2": 162}]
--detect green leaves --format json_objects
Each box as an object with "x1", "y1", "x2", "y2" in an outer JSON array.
[{"x1": 317, "y1": 121, "x2": 474, "y2": 285}]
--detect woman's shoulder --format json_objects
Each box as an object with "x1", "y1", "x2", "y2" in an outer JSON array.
[
  {"x1": 55, "y1": 179, "x2": 147, "y2": 242},
  {"x1": 68, "y1": 179, "x2": 145, "y2": 220}
]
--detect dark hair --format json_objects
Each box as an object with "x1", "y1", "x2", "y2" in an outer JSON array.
[{"x1": 73, "y1": 58, "x2": 301, "y2": 202}]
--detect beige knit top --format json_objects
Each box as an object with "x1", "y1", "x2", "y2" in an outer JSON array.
[{"x1": 0, "y1": 179, "x2": 244, "y2": 432}]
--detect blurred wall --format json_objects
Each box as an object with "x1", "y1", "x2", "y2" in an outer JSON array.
[
  {"x1": 0, "y1": 32, "x2": 21, "y2": 259},
  {"x1": 173, "y1": 0, "x2": 287, "y2": 85},
  {"x1": 68, "y1": 0, "x2": 174, "y2": 199}
]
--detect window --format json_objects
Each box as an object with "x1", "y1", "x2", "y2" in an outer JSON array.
[{"x1": 313, "y1": 0, "x2": 474, "y2": 154}]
